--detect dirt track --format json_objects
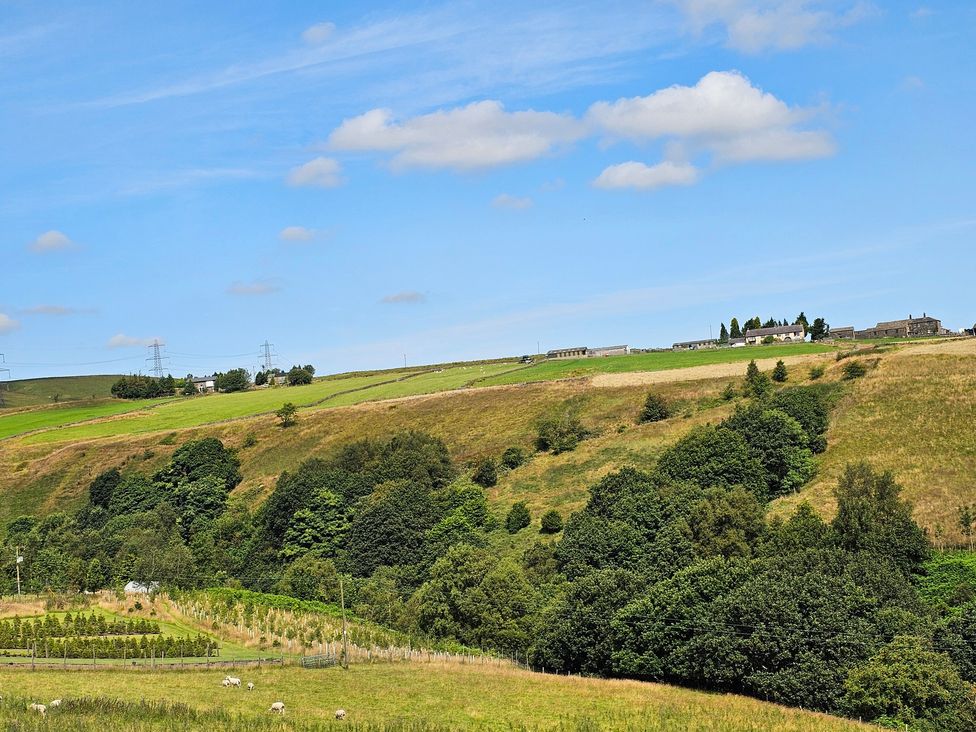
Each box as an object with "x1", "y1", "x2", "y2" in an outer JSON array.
[{"x1": 589, "y1": 353, "x2": 833, "y2": 388}]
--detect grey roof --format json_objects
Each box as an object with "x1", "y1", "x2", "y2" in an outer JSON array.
[
  {"x1": 588, "y1": 345, "x2": 628, "y2": 351},
  {"x1": 191, "y1": 375, "x2": 216, "y2": 383},
  {"x1": 729, "y1": 337, "x2": 747, "y2": 344},
  {"x1": 547, "y1": 346, "x2": 587, "y2": 354},
  {"x1": 672, "y1": 338, "x2": 717, "y2": 347},
  {"x1": 873, "y1": 316, "x2": 939, "y2": 330},
  {"x1": 745, "y1": 324, "x2": 805, "y2": 337}
]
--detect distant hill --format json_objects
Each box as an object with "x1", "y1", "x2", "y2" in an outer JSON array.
[{"x1": 0, "y1": 374, "x2": 121, "y2": 409}]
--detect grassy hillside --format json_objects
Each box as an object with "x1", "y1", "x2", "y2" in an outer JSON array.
[
  {"x1": 0, "y1": 374, "x2": 121, "y2": 409},
  {"x1": 1, "y1": 338, "x2": 973, "y2": 541},
  {"x1": 771, "y1": 338, "x2": 976, "y2": 542},
  {"x1": 0, "y1": 363, "x2": 520, "y2": 444},
  {"x1": 0, "y1": 664, "x2": 872, "y2": 731},
  {"x1": 480, "y1": 342, "x2": 835, "y2": 385}
]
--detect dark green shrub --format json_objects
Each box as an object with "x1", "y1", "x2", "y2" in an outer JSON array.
[
  {"x1": 536, "y1": 402, "x2": 590, "y2": 454},
  {"x1": 638, "y1": 393, "x2": 671, "y2": 423},
  {"x1": 721, "y1": 382, "x2": 737, "y2": 401},
  {"x1": 506, "y1": 502, "x2": 531, "y2": 534},
  {"x1": 809, "y1": 365, "x2": 825, "y2": 380},
  {"x1": 843, "y1": 360, "x2": 867, "y2": 380},
  {"x1": 501, "y1": 447, "x2": 527, "y2": 470},
  {"x1": 472, "y1": 458, "x2": 498, "y2": 488},
  {"x1": 540, "y1": 510, "x2": 564, "y2": 534},
  {"x1": 771, "y1": 360, "x2": 788, "y2": 382}
]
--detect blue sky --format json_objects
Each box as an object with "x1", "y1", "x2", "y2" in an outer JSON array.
[{"x1": 1, "y1": 1, "x2": 974, "y2": 379}]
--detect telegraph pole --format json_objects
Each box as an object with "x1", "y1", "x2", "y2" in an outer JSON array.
[
  {"x1": 0, "y1": 353, "x2": 8, "y2": 408},
  {"x1": 146, "y1": 341, "x2": 168, "y2": 378},
  {"x1": 15, "y1": 546, "x2": 23, "y2": 596}
]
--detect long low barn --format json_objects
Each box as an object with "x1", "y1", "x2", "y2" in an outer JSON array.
[
  {"x1": 672, "y1": 338, "x2": 718, "y2": 351},
  {"x1": 546, "y1": 345, "x2": 631, "y2": 359}
]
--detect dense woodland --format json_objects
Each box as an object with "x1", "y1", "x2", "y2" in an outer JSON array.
[{"x1": 3, "y1": 367, "x2": 976, "y2": 730}]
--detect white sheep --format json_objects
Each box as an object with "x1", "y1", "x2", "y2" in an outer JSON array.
[
  {"x1": 335, "y1": 709, "x2": 347, "y2": 720},
  {"x1": 226, "y1": 676, "x2": 242, "y2": 687},
  {"x1": 247, "y1": 682, "x2": 254, "y2": 691},
  {"x1": 269, "y1": 701, "x2": 285, "y2": 714},
  {"x1": 28, "y1": 703, "x2": 46, "y2": 716},
  {"x1": 49, "y1": 699, "x2": 62, "y2": 708},
  {"x1": 221, "y1": 678, "x2": 231, "y2": 687}
]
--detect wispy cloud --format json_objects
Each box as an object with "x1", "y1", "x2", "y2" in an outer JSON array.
[
  {"x1": 28, "y1": 230, "x2": 75, "y2": 253},
  {"x1": 228, "y1": 279, "x2": 282, "y2": 296},
  {"x1": 671, "y1": 0, "x2": 876, "y2": 53},
  {"x1": 0, "y1": 314, "x2": 20, "y2": 334},
  {"x1": 302, "y1": 21, "x2": 336, "y2": 45},
  {"x1": 381, "y1": 291, "x2": 426, "y2": 304},
  {"x1": 20, "y1": 305, "x2": 89, "y2": 316},
  {"x1": 492, "y1": 193, "x2": 534, "y2": 209},
  {"x1": 118, "y1": 168, "x2": 260, "y2": 196},
  {"x1": 279, "y1": 226, "x2": 317, "y2": 242},
  {"x1": 82, "y1": 5, "x2": 675, "y2": 110},
  {"x1": 107, "y1": 333, "x2": 159, "y2": 348}
]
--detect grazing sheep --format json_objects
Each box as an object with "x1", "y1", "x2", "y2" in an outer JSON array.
[
  {"x1": 28, "y1": 703, "x2": 46, "y2": 716},
  {"x1": 226, "y1": 676, "x2": 242, "y2": 687},
  {"x1": 269, "y1": 701, "x2": 285, "y2": 714},
  {"x1": 49, "y1": 699, "x2": 62, "y2": 708},
  {"x1": 247, "y1": 682, "x2": 254, "y2": 691},
  {"x1": 221, "y1": 678, "x2": 231, "y2": 687},
  {"x1": 335, "y1": 709, "x2": 346, "y2": 720}
]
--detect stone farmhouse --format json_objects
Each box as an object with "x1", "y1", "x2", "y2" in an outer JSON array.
[
  {"x1": 854, "y1": 314, "x2": 943, "y2": 339},
  {"x1": 743, "y1": 324, "x2": 806, "y2": 345}
]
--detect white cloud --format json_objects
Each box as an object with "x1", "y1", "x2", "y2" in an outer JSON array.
[
  {"x1": 0, "y1": 313, "x2": 20, "y2": 334},
  {"x1": 710, "y1": 128, "x2": 835, "y2": 162},
  {"x1": 588, "y1": 71, "x2": 834, "y2": 164},
  {"x1": 672, "y1": 0, "x2": 874, "y2": 53},
  {"x1": 492, "y1": 194, "x2": 534, "y2": 210},
  {"x1": 107, "y1": 333, "x2": 158, "y2": 348},
  {"x1": 590, "y1": 71, "x2": 798, "y2": 139},
  {"x1": 328, "y1": 101, "x2": 585, "y2": 171},
  {"x1": 302, "y1": 21, "x2": 336, "y2": 45},
  {"x1": 29, "y1": 230, "x2": 75, "y2": 253},
  {"x1": 228, "y1": 279, "x2": 281, "y2": 296},
  {"x1": 593, "y1": 160, "x2": 700, "y2": 190},
  {"x1": 279, "y1": 226, "x2": 317, "y2": 242},
  {"x1": 287, "y1": 157, "x2": 343, "y2": 188},
  {"x1": 381, "y1": 291, "x2": 426, "y2": 304}
]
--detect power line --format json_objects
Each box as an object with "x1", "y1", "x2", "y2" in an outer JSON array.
[{"x1": 146, "y1": 340, "x2": 169, "y2": 378}]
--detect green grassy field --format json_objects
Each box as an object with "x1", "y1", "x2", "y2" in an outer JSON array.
[
  {"x1": 479, "y1": 343, "x2": 835, "y2": 385},
  {"x1": 0, "y1": 663, "x2": 873, "y2": 731},
  {"x1": 5, "y1": 364, "x2": 520, "y2": 445},
  {"x1": 0, "y1": 375, "x2": 121, "y2": 409},
  {"x1": 0, "y1": 398, "x2": 177, "y2": 441}
]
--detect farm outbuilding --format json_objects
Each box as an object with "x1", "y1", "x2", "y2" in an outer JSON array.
[
  {"x1": 672, "y1": 338, "x2": 718, "y2": 351},
  {"x1": 587, "y1": 345, "x2": 629, "y2": 357},
  {"x1": 190, "y1": 375, "x2": 217, "y2": 393},
  {"x1": 546, "y1": 347, "x2": 588, "y2": 359}
]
